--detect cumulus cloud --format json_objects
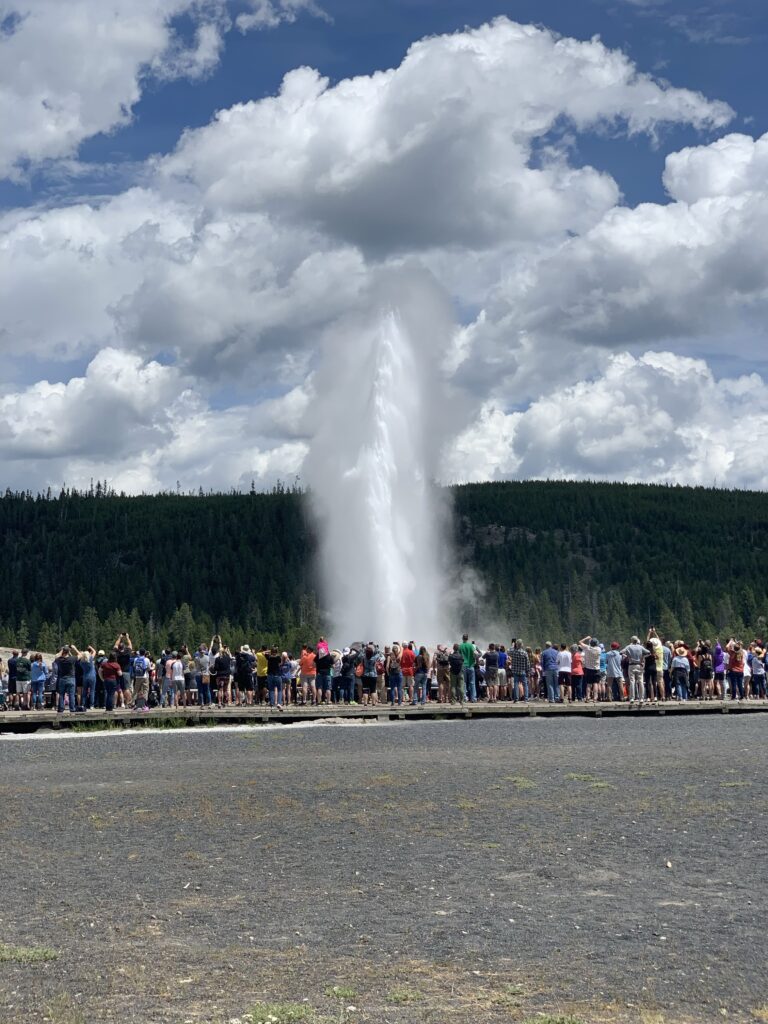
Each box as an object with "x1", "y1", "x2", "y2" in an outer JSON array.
[
  {"x1": 162, "y1": 18, "x2": 731, "y2": 254},
  {"x1": 4, "y1": 14, "x2": 768, "y2": 493},
  {"x1": 445, "y1": 352, "x2": 768, "y2": 489},
  {"x1": 0, "y1": 0, "x2": 327, "y2": 180},
  {"x1": 0, "y1": 347, "x2": 307, "y2": 492}
]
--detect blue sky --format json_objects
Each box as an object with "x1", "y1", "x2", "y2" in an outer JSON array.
[{"x1": 2, "y1": 0, "x2": 768, "y2": 492}]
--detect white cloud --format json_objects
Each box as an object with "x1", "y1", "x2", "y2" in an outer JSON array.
[
  {"x1": 0, "y1": 0, "x2": 328, "y2": 180},
  {"x1": 0, "y1": 347, "x2": 307, "y2": 492},
  {"x1": 663, "y1": 131, "x2": 768, "y2": 202},
  {"x1": 235, "y1": 0, "x2": 330, "y2": 32},
  {"x1": 162, "y1": 17, "x2": 731, "y2": 254},
  {"x1": 445, "y1": 352, "x2": 768, "y2": 489}
]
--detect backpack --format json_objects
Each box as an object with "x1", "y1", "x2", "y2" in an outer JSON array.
[
  {"x1": 133, "y1": 655, "x2": 148, "y2": 678},
  {"x1": 354, "y1": 660, "x2": 365, "y2": 678},
  {"x1": 375, "y1": 659, "x2": 385, "y2": 675}
]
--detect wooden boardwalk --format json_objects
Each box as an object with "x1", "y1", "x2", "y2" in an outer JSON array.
[{"x1": 1, "y1": 698, "x2": 767, "y2": 732}]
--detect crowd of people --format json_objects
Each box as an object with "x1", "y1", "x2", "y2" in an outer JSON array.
[{"x1": 1, "y1": 628, "x2": 766, "y2": 713}]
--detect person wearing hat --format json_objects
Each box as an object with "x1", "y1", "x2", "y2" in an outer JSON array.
[
  {"x1": 749, "y1": 645, "x2": 767, "y2": 699},
  {"x1": 579, "y1": 636, "x2": 601, "y2": 703},
  {"x1": 620, "y1": 636, "x2": 652, "y2": 705},
  {"x1": 671, "y1": 646, "x2": 691, "y2": 701}
]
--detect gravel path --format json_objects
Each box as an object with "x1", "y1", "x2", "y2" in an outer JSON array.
[{"x1": 0, "y1": 717, "x2": 765, "y2": 1024}]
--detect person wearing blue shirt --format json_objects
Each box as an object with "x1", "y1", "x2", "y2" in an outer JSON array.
[{"x1": 540, "y1": 642, "x2": 560, "y2": 703}]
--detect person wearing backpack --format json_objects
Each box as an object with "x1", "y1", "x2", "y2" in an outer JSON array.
[
  {"x1": 316, "y1": 646, "x2": 334, "y2": 705},
  {"x1": 132, "y1": 648, "x2": 150, "y2": 710},
  {"x1": 448, "y1": 644, "x2": 464, "y2": 704},
  {"x1": 386, "y1": 644, "x2": 403, "y2": 707}
]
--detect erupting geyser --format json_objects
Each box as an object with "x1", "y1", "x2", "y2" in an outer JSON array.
[{"x1": 305, "y1": 275, "x2": 452, "y2": 644}]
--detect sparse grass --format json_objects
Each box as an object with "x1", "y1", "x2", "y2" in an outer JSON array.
[
  {"x1": 752, "y1": 1005, "x2": 768, "y2": 1022},
  {"x1": 456, "y1": 798, "x2": 478, "y2": 811},
  {"x1": 44, "y1": 993, "x2": 85, "y2": 1024},
  {"x1": 0, "y1": 942, "x2": 58, "y2": 963},
  {"x1": 71, "y1": 719, "x2": 122, "y2": 732},
  {"x1": 135, "y1": 715, "x2": 187, "y2": 729},
  {"x1": 325, "y1": 985, "x2": 357, "y2": 999},
  {"x1": 521, "y1": 1015, "x2": 584, "y2": 1024},
  {"x1": 721, "y1": 781, "x2": 751, "y2": 788},
  {"x1": 482, "y1": 841, "x2": 501, "y2": 848},
  {"x1": 490, "y1": 982, "x2": 526, "y2": 1007},
  {"x1": 565, "y1": 773, "x2": 599, "y2": 783},
  {"x1": 505, "y1": 775, "x2": 537, "y2": 789},
  {"x1": 590, "y1": 781, "x2": 615, "y2": 790},
  {"x1": 386, "y1": 987, "x2": 424, "y2": 1005},
  {"x1": 250, "y1": 1001, "x2": 316, "y2": 1023}
]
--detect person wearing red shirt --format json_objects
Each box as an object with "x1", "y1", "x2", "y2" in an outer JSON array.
[
  {"x1": 400, "y1": 642, "x2": 416, "y2": 703},
  {"x1": 98, "y1": 651, "x2": 124, "y2": 712}
]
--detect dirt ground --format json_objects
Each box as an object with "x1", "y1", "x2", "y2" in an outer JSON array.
[{"x1": 0, "y1": 716, "x2": 766, "y2": 1024}]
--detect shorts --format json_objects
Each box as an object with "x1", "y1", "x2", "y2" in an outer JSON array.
[
  {"x1": 714, "y1": 671, "x2": 725, "y2": 681},
  {"x1": 300, "y1": 674, "x2": 316, "y2": 687},
  {"x1": 485, "y1": 667, "x2": 498, "y2": 684},
  {"x1": 584, "y1": 668, "x2": 600, "y2": 686},
  {"x1": 362, "y1": 676, "x2": 376, "y2": 694},
  {"x1": 216, "y1": 675, "x2": 229, "y2": 687},
  {"x1": 7, "y1": 680, "x2": 17, "y2": 696},
  {"x1": 184, "y1": 673, "x2": 195, "y2": 690},
  {"x1": 174, "y1": 678, "x2": 186, "y2": 692},
  {"x1": 699, "y1": 669, "x2": 713, "y2": 681},
  {"x1": 243, "y1": 676, "x2": 255, "y2": 691}
]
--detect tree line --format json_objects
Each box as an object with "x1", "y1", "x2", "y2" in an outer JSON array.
[{"x1": 0, "y1": 480, "x2": 766, "y2": 652}]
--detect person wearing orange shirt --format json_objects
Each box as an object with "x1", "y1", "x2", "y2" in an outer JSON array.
[{"x1": 299, "y1": 646, "x2": 317, "y2": 706}]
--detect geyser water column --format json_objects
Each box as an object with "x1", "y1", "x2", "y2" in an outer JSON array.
[{"x1": 305, "y1": 280, "x2": 451, "y2": 645}]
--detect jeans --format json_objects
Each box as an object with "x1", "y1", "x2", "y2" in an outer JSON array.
[
  {"x1": 544, "y1": 669, "x2": 559, "y2": 702},
  {"x1": 389, "y1": 671, "x2": 403, "y2": 705},
  {"x1": 753, "y1": 673, "x2": 766, "y2": 698},
  {"x1": 512, "y1": 673, "x2": 529, "y2": 701},
  {"x1": 316, "y1": 672, "x2": 331, "y2": 698},
  {"x1": 414, "y1": 671, "x2": 429, "y2": 704},
  {"x1": 673, "y1": 671, "x2": 689, "y2": 701},
  {"x1": 198, "y1": 681, "x2": 212, "y2": 706},
  {"x1": 57, "y1": 678, "x2": 75, "y2": 712},
  {"x1": 82, "y1": 674, "x2": 98, "y2": 708},
  {"x1": 31, "y1": 680, "x2": 46, "y2": 708},
  {"x1": 161, "y1": 679, "x2": 176, "y2": 707},
  {"x1": 463, "y1": 665, "x2": 477, "y2": 702},
  {"x1": 268, "y1": 674, "x2": 283, "y2": 707},
  {"x1": 104, "y1": 679, "x2": 117, "y2": 711},
  {"x1": 730, "y1": 672, "x2": 744, "y2": 700}
]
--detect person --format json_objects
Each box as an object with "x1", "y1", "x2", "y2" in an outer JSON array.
[
  {"x1": 15, "y1": 648, "x2": 32, "y2": 711},
  {"x1": 316, "y1": 645, "x2": 334, "y2": 705},
  {"x1": 168, "y1": 652, "x2": 184, "y2": 708},
  {"x1": 6, "y1": 650, "x2": 18, "y2": 710},
  {"x1": 698, "y1": 643, "x2": 714, "y2": 700},
  {"x1": 79, "y1": 646, "x2": 98, "y2": 710},
  {"x1": 255, "y1": 646, "x2": 269, "y2": 705},
  {"x1": 30, "y1": 653, "x2": 48, "y2": 710},
  {"x1": 540, "y1": 642, "x2": 560, "y2": 703},
  {"x1": 236, "y1": 645, "x2": 256, "y2": 707},
  {"x1": 400, "y1": 642, "x2": 416, "y2": 702},
  {"x1": 266, "y1": 647, "x2": 283, "y2": 709},
  {"x1": 334, "y1": 647, "x2": 353, "y2": 704},
  {"x1": 671, "y1": 646, "x2": 690, "y2": 701},
  {"x1": 387, "y1": 643, "x2": 404, "y2": 707},
  {"x1": 569, "y1": 644, "x2": 584, "y2": 702},
  {"x1": 213, "y1": 645, "x2": 232, "y2": 706},
  {"x1": 54, "y1": 644, "x2": 80, "y2": 714},
  {"x1": 620, "y1": 636, "x2": 652, "y2": 705},
  {"x1": 434, "y1": 645, "x2": 450, "y2": 703},
  {"x1": 414, "y1": 646, "x2": 431, "y2": 706},
  {"x1": 131, "y1": 648, "x2": 150, "y2": 710},
  {"x1": 557, "y1": 643, "x2": 572, "y2": 703},
  {"x1": 727, "y1": 640, "x2": 745, "y2": 701},
  {"x1": 196, "y1": 644, "x2": 212, "y2": 708},
  {"x1": 750, "y1": 646, "x2": 766, "y2": 699},
  {"x1": 299, "y1": 645, "x2": 317, "y2": 706},
  {"x1": 508, "y1": 641, "x2": 530, "y2": 703},
  {"x1": 713, "y1": 640, "x2": 726, "y2": 698},
  {"x1": 579, "y1": 637, "x2": 601, "y2": 703},
  {"x1": 447, "y1": 643, "x2": 464, "y2": 704},
  {"x1": 279, "y1": 651, "x2": 293, "y2": 705},
  {"x1": 605, "y1": 642, "x2": 624, "y2": 702},
  {"x1": 458, "y1": 634, "x2": 477, "y2": 703},
  {"x1": 114, "y1": 633, "x2": 133, "y2": 709}
]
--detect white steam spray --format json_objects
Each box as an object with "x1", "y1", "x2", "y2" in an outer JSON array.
[{"x1": 305, "y1": 272, "x2": 453, "y2": 645}]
